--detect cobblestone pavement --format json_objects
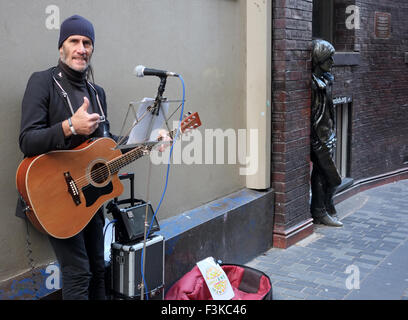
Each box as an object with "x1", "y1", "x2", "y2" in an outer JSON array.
[{"x1": 246, "y1": 179, "x2": 408, "y2": 300}]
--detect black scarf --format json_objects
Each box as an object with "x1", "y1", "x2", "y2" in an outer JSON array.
[
  {"x1": 58, "y1": 59, "x2": 87, "y2": 88},
  {"x1": 57, "y1": 59, "x2": 93, "y2": 114}
]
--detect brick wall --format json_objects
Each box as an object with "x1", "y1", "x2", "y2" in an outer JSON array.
[
  {"x1": 333, "y1": 0, "x2": 358, "y2": 51},
  {"x1": 332, "y1": 0, "x2": 408, "y2": 179},
  {"x1": 271, "y1": 0, "x2": 314, "y2": 248}
]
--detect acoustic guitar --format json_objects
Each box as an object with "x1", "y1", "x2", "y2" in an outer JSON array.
[{"x1": 16, "y1": 112, "x2": 201, "y2": 239}]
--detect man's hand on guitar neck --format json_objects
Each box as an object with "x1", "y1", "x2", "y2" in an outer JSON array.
[
  {"x1": 62, "y1": 97, "x2": 101, "y2": 137},
  {"x1": 157, "y1": 129, "x2": 173, "y2": 152}
]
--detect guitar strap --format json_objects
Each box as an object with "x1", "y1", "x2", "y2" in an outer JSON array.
[{"x1": 52, "y1": 67, "x2": 106, "y2": 121}]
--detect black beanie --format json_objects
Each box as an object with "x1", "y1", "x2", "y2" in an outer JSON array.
[{"x1": 58, "y1": 15, "x2": 95, "y2": 49}]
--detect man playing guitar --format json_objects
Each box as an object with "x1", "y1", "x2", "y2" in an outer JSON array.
[{"x1": 17, "y1": 15, "x2": 122, "y2": 300}]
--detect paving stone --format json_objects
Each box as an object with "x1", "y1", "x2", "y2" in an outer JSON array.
[
  {"x1": 316, "y1": 284, "x2": 350, "y2": 299},
  {"x1": 360, "y1": 254, "x2": 385, "y2": 261},
  {"x1": 305, "y1": 295, "x2": 327, "y2": 300},
  {"x1": 274, "y1": 281, "x2": 305, "y2": 292},
  {"x1": 302, "y1": 287, "x2": 321, "y2": 296},
  {"x1": 353, "y1": 257, "x2": 381, "y2": 266},
  {"x1": 280, "y1": 288, "x2": 308, "y2": 300},
  {"x1": 293, "y1": 279, "x2": 320, "y2": 289},
  {"x1": 268, "y1": 274, "x2": 296, "y2": 283}
]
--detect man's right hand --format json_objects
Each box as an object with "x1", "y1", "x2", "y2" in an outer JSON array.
[{"x1": 62, "y1": 97, "x2": 101, "y2": 137}]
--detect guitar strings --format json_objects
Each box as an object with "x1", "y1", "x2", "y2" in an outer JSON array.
[
  {"x1": 73, "y1": 146, "x2": 148, "y2": 189},
  {"x1": 73, "y1": 107, "x2": 167, "y2": 188},
  {"x1": 73, "y1": 141, "x2": 165, "y2": 189},
  {"x1": 73, "y1": 127, "x2": 179, "y2": 188},
  {"x1": 73, "y1": 148, "x2": 143, "y2": 188},
  {"x1": 72, "y1": 120, "x2": 195, "y2": 190}
]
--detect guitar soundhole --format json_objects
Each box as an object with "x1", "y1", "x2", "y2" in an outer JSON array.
[{"x1": 90, "y1": 162, "x2": 110, "y2": 184}]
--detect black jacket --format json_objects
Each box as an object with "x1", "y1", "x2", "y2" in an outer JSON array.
[
  {"x1": 16, "y1": 64, "x2": 116, "y2": 218},
  {"x1": 19, "y1": 65, "x2": 115, "y2": 157}
]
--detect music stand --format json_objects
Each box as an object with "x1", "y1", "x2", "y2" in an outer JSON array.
[{"x1": 112, "y1": 76, "x2": 175, "y2": 300}]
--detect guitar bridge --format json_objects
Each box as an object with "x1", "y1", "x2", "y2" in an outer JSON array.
[{"x1": 64, "y1": 172, "x2": 81, "y2": 206}]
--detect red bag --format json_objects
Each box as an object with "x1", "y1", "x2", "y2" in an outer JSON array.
[{"x1": 165, "y1": 264, "x2": 272, "y2": 300}]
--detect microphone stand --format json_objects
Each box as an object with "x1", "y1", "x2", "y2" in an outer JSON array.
[
  {"x1": 140, "y1": 75, "x2": 167, "y2": 300},
  {"x1": 152, "y1": 76, "x2": 167, "y2": 115},
  {"x1": 142, "y1": 76, "x2": 168, "y2": 143}
]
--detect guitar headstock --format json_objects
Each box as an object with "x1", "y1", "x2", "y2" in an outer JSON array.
[
  {"x1": 156, "y1": 112, "x2": 201, "y2": 148},
  {"x1": 180, "y1": 112, "x2": 202, "y2": 134}
]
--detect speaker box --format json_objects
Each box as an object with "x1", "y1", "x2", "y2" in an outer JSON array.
[
  {"x1": 110, "y1": 235, "x2": 165, "y2": 300},
  {"x1": 108, "y1": 201, "x2": 160, "y2": 243}
]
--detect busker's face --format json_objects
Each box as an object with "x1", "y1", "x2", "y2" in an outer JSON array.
[{"x1": 59, "y1": 35, "x2": 93, "y2": 72}]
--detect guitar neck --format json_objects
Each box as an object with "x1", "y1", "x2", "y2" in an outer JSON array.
[{"x1": 107, "y1": 127, "x2": 179, "y2": 174}]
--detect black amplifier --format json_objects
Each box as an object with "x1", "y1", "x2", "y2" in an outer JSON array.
[
  {"x1": 108, "y1": 201, "x2": 160, "y2": 243},
  {"x1": 106, "y1": 173, "x2": 160, "y2": 243}
]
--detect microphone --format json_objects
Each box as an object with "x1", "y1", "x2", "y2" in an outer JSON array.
[{"x1": 134, "y1": 65, "x2": 178, "y2": 78}]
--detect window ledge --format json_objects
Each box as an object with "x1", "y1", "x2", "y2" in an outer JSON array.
[{"x1": 334, "y1": 52, "x2": 360, "y2": 66}]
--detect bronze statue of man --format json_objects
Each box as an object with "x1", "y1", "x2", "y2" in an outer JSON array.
[{"x1": 310, "y1": 39, "x2": 343, "y2": 227}]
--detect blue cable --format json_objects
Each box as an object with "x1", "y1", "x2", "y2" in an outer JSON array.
[{"x1": 140, "y1": 74, "x2": 186, "y2": 300}]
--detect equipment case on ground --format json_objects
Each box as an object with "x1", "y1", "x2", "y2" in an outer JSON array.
[{"x1": 110, "y1": 235, "x2": 165, "y2": 300}]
